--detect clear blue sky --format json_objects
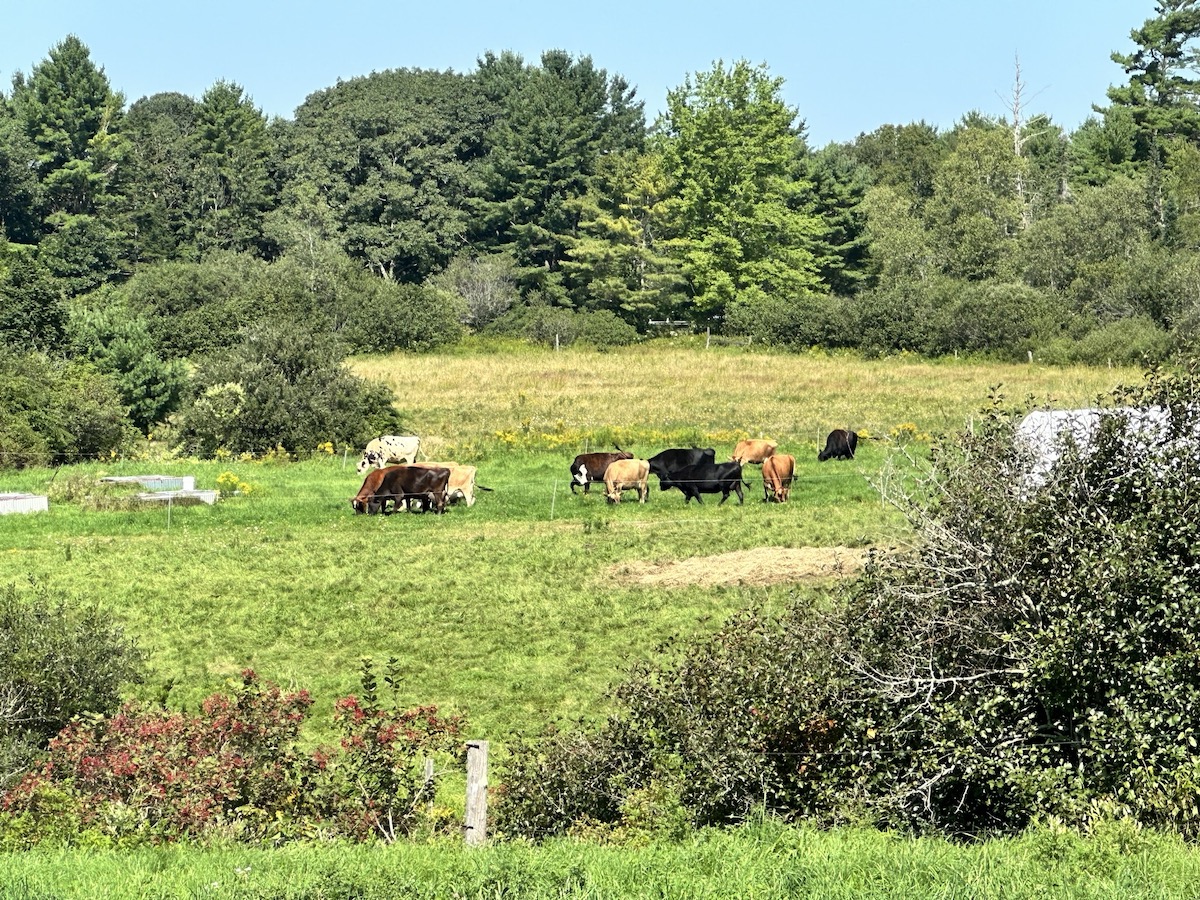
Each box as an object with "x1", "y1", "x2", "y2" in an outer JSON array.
[{"x1": 3, "y1": 1, "x2": 1147, "y2": 147}]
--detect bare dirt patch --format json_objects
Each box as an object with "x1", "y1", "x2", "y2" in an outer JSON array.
[{"x1": 612, "y1": 546, "x2": 870, "y2": 589}]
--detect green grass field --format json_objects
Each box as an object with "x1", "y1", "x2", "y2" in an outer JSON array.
[
  {"x1": 4, "y1": 817, "x2": 1199, "y2": 899},
  {"x1": 2, "y1": 345, "x2": 1171, "y2": 896},
  {"x1": 0, "y1": 345, "x2": 1137, "y2": 744}
]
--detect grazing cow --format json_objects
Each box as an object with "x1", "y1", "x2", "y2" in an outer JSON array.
[
  {"x1": 664, "y1": 459, "x2": 747, "y2": 505},
  {"x1": 351, "y1": 464, "x2": 449, "y2": 515},
  {"x1": 569, "y1": 447, "x2": 633, "y2": 494},
  {"x1": 604, "y1": 458, "x2": 650, "y2": 504},
  {"x1": 731, "y1": 438, "x2": 777, "y2": 465},
  {"x1": 412, "y1": 462, "x2": 483, "y2": 507},
  {"x1": 762, "y1": 453, "x2": 796, "y2": 503},
  {"x1": 351, "y1": 467, "x2": 393, "y2": 514},
  {"x1": 818, "y1": 429, "x2": 857, "y2": 461},
  {"x1": 356, "y1": 435, "x2": 421, "y2": 474},
  {"x1": 647, "y1": 447, "x2": 716, "y2": 490}
]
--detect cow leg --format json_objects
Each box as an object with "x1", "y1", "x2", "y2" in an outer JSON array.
[{"x1": 735, "y1": 482, "x2": 744, "y2": 505}]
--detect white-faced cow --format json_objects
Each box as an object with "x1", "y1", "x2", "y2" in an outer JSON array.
[
  {"x1": 818, "y1": 429, "x2": 857, "y2": 461},
  {"x1": 357, "y1": 435, "x2": 421, "y2": 473},
  {"x1": 569, "y1": 447, "x2": 633, "y2": 494},
  {"x1": 663, "y1": 459, "x2": 747, "y2": 505},
  {"x1": 762, "y1": 453, "x2": 796, "y2": 503},
  {"x1": 731, "y1": 438, "x2": 777, "y2": 465},
  {"x1": 604, "y1": 458, "x2": 650, "y2": 504}
]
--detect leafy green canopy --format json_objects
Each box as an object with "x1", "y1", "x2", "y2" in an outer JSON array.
[
  {"x1": 655, "y1": 60, "x2": 824, "y2": 319},
  {"x1": 173, "y1": 321, "x2": 403, "y2": 456}
]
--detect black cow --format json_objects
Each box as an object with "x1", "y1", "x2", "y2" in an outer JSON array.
[
  {"x1": 569, "y1": 447, "x2": 633, "y2": 494},
  {"x1": 818, "y1": 429, "x2": 858, "y2": 461},
  {"x1": 647, "y1": 447, "x2": 716, "y2": 490},
  {"x1": 663, "y1": 459, "x2": 747, "y2": 505},
  {"x1": 351, "y1": 464, "x2": 450, "y2": 515}
]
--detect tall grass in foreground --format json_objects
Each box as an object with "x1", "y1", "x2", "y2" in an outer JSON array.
[{"x1": 3, "y1": 818, "x2": 1197, "y2": 899}]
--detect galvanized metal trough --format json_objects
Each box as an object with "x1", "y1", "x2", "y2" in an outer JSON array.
[
  {"x1": 99, "y1": 475, "x2": 215, "y2": 506},
  {"x1": 0, "y1": 493, "x2": 49, "y2": 515}
]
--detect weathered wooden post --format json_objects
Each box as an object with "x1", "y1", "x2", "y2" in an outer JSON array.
[{"x1": 465, "y1": 740, "x2": 489, "y2": 846}]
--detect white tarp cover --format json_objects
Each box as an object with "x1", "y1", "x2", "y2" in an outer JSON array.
[{"x1": 1015, "y1": 406, "x2": 1174, "y2": 488}]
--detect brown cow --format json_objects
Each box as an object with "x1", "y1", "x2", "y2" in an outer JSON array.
[
  {"x1": 569, "y1": 447, "x2": 633, "y2": 494},
  {"x1": 762, "y1": 453, "x2": 796, "y2": 503},
  {"x1": 732, "y1": 438, "x2": 777, "y2": 465},
  {"x1": 351, "y1": 465, "x2": 450, "y2": 515},
  {"x1": 604, "y1": 458, "x2": 650, "y2": 504}
]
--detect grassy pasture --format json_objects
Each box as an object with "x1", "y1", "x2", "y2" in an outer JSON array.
[
  {"x1": 0, "y1": 344, "x2": 1137, "y2": 748},
  {"x1": 4, "y1": 817, "x2": 1199, "y2": 899}
]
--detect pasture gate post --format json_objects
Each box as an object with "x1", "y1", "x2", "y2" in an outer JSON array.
[{"x1": 465, "y1": 740, "x2": 489, "y2": 846}]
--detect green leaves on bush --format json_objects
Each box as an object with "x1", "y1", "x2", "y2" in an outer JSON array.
[
  {"x1": 173, "y1": 321, "x2": 403, "y2": 456},
  {"x1": 0, "y1": 347, "x2": 137, "y2": 468},
  {"x1": 0, "y1": 581, "x2": 146, "y2": 789}
]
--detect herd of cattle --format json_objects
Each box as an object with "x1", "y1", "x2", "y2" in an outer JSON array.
[{"x1": 349, "y1": 430, "x2": 859, "y2": 515}]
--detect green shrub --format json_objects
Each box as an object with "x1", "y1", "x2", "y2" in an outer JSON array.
[
  {"x1": 115, "y1": 253, "x2": 271, "y2": 357},
  {"x1": 1039, "y1": 316, "x2": 1171, "y2": 366},
  {"x1": 0, "y1": 348, "x2": 137, "y2": 468},
  {"x1": 66, "y1": 302, "x2": 188, "y2": 431},
  {"x1": 724, "y1": 289, "x2": 844, "y2": 347},
  {"x1": 338, "y1": 282, "x2": 464, "y2": 354},
  {"x1": 839, "y1": 276, "x2": 956, "y2": 355},
  {"x1": 0, "y1": 581, "x2": 146, "y2": 789},
  {"x1": 0, "y1": 253, "x2": 67, "y2": 353},
  {"x1": 172, "y1": 321, "x2": 403, "y2": 456},
  {"x1": 575, "y1": 310, "x2": 640, "y2": 348},
  {"x1": 931, "y1": 281, "x2": 1066, "y2": 358},
  {"x1": 833, "y1": 369, "x2": 1200, "y2": 834}
]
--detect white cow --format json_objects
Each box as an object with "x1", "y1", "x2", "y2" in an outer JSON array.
[{"x1": 356, "y1": 435, "x2": 421, "y2": 473}]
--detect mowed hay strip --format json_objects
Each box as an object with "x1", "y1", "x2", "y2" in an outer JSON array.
[{"x1": 611, "y1": 546, "x2": 869, "y2": 589}]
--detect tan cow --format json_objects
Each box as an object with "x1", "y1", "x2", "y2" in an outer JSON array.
[
  {"x1": 762, "y1": 453, "x2": 796, "y2": 503},
  {"x1": 731, "y1": 438, "x2": 777, "y2": 465},
  {"x1": 411, "y1": 462, "x2": 481, "y2": 507},
  {"x1": 604, "y1": 458, "x2": 650, "y2": 504}
]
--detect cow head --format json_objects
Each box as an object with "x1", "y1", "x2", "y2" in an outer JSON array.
[{"x1": 356, "y1": 450, "x2": 381, "y2": 474}]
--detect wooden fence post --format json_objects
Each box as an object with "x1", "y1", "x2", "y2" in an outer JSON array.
[{"x1": 465, "y1": 740, "x2": 489, "y2": 846}]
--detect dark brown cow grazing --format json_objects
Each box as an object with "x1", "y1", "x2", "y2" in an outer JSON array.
[
  {"x1": 351, "y1": 465, "x2": 450, "y2": 515},
  {"x1": 762, "y1": 453, "x2": 796, "y2": 502},
  {"x1": 818, "y1": 429, "x2": 858, "y2": 461},
  {"x1": 569, "y1": 447, "x2": 633, "y2": 494},
  {"x1": 731, "y1": 438, "x2": 777, "y2": 465}
]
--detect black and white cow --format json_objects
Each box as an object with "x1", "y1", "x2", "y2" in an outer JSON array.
[{"x1": 357, "y1": 435, "x2": 421, "y2": 473}]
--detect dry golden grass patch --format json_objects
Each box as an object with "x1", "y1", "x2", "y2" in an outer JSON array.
[
  {"x1": 610, "y1": 545, "x2": 872, "y2": 589},
  {"x1": 352, "y1": 342, "x2": 1139, "y2": 449}
]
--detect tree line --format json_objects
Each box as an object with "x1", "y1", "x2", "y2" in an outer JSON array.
[{"x1": 3, "y1": 2, "x2": 1200, "y2": 459}]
